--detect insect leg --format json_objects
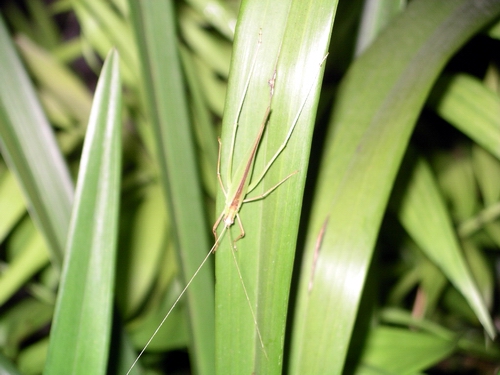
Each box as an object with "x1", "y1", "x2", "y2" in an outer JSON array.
[
  {"x1": 217, "y1": 137, "x2": 228, "y2": 196},
  {"x1": 243, "y1": 170, "x2": 298, "y2": 203},
  {"x1": 248, "y1": 55, "x2": 328, "y2": 193},
  {"x1": 233, "y1": 213, "x2": 246, "y2": 245},
  {"x1": 212, "y1": 211, "x2": 225, "y2": 243}
]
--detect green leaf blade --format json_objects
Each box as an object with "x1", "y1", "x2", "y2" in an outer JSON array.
[
  {"x1": 290, "y1": 1, "x2": 500, "y2": 374},
  {"x1": 216, "y1": 0, "x2": 337, "y2": 374},
  {"x1": 44, "y1": 49, "x2": 122, "y2": 375},
  {"x1": 394, "y1": 155, "x2": 494, "y2": 336},
  {"x1": 128, "y1": 1, "x2": 216, "y2": 373},
  {"x1": 428, "y1": 73, "x2": 500, "y2": 160},
  {"x1": 0, "y1": 14, "x2": 73, "y2": 265}
]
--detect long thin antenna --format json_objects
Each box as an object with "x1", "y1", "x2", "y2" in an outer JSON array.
[{"x1": 125, "y1": 227, "x2": 227, "y2": 375}]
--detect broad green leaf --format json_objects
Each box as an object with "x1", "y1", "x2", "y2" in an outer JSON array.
[
  {"x1": 44, "y1": 50, "x2": 122, "y2": 375},
  {"x1": 216, "y1": 0, "x2": 337, "y2": 374},
  {"x1": 290, "y1": 1, "x2": 500, "y2": 374}
]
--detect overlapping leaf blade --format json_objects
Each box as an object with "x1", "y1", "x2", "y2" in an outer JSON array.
[
  {"x1": 0, "y1": 14, "x2": 73, "y2": 266},
  {"x1": 216, "y1": 0, "x2": 337, "y2": 373},
  {"x1": 44, "y1": 50, "x2": 122, "y2": 375},
  {"x1": 290, "y1": 1, "x2": 500, "y2": 374},
  {"x1": 128, "y1": 1, "x2": 215, "y2": 373}
]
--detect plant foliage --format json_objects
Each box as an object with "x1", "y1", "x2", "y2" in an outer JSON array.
[{"x1": 0, "y1": 1, "x2": 499, "y2": 374}]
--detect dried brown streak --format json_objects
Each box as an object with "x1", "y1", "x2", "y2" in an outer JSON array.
[{"x1": 309, "y1": 216, "x2": 329, "y2": 293}]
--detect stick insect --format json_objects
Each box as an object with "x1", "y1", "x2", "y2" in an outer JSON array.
[{"x1": 126, "y1": 32, "x2": 327, "y2": 374}]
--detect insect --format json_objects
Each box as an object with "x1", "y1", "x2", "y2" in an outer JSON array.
[{"x1": 126, "y1": 32, "x2": 327, "y2": 374}]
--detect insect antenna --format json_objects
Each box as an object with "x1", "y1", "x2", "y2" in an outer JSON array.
[{"x1": 125, "y1": 226, "x2": 228, "y2": 375}]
